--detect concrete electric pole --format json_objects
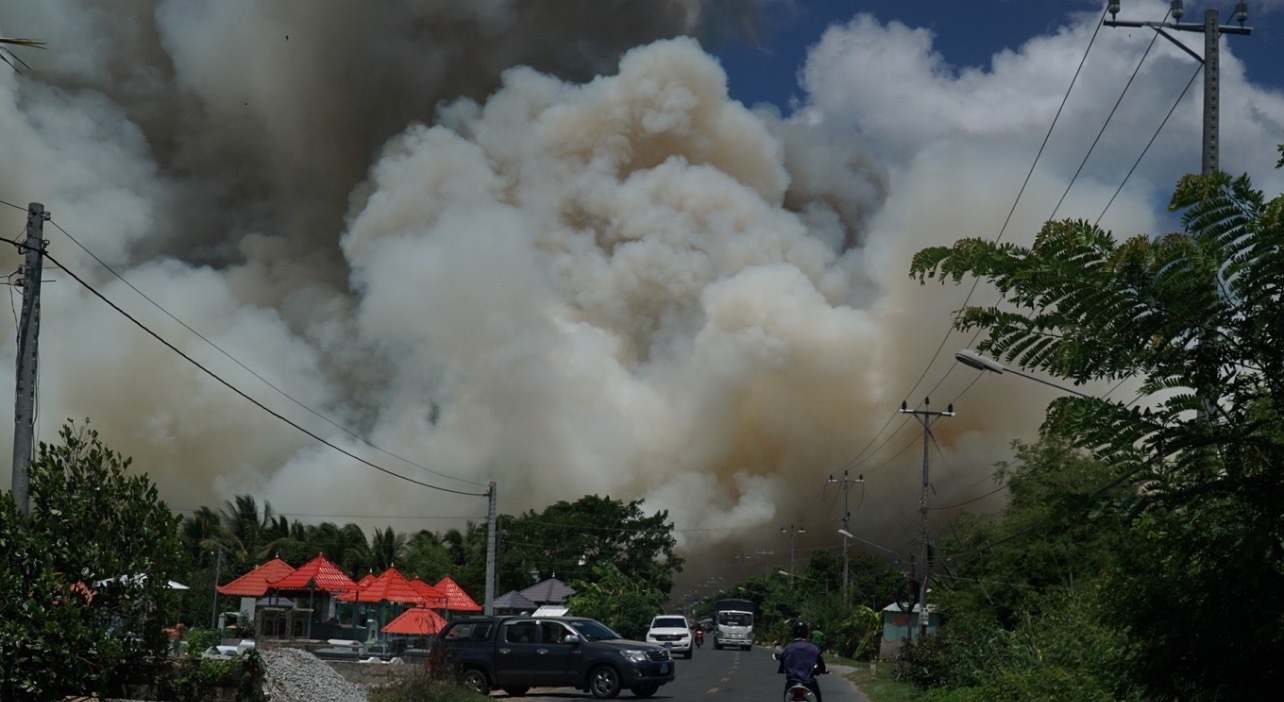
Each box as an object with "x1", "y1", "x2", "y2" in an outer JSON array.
[
  {"x1": 11, "y1": 202, "x2": 48, "y2": 517},
  {"x1": 780, "y1": 524, "x2": 805, "y2": 588},
  {"x1": 1105, "y1": 1, "x2": 1252, "y2": 175},
  {"x1": 828, "y1": 470, "x2": 863, "y2": 603},
  {"x1": 484, "y1": 480, "x2": 497, "y2": 615},
  {"x1": 900, "y1": 398, "x2": 954, "y2": 640}
]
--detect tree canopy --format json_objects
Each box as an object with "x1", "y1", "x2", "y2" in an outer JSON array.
[
  {"x1": 909, "y1": 167, "x2": 1284, "y2": 699},
  {"x1": 1, "y1": 422, "x2": 184, "y2": 698}
]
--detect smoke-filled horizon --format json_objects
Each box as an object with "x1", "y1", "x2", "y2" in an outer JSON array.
[{"x1": 3, "y1": 0, "x2": 1282, "y2": 591}]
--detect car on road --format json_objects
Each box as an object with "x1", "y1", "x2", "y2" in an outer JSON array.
[
  {"x1": 432, "y1": 615, "x2": 675, "y2": 698},
  {"x1": 644, "y1": 614, "x2": 694, "y2": 659}
]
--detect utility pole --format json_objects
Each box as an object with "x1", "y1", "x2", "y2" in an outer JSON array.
[
  {"x1": 756, "y1": 550, "x2": 774, "y2": 577},
  {"x1": 899, "y1": 398, "x2": 953, "y2": 640},
  {"x1": 210, "y1": 547, "x2": 223, "y2": 629},
  {"x1": 1105, "y1": 1, "x2": 1252, "y2": 175},
  {"x1": 828, "y1": 470, "x2": 863, "y2": 604},
  {"x1": 780, "y1": 524, "x2": 805, "y2": 588},
  {"x1": 12, "y1": 202, "x2": 48, "y2": 517},
  {"x1": 484, "y1": 481, "x2": 497, "y2": 615}
]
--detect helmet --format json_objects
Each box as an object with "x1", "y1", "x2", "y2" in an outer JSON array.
[{"x1": 791, "y1": 621, "x2": 809, "y2": 639}]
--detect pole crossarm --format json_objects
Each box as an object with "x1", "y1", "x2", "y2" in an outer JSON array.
[{"x1": 1104, "y1": 5, "x2": 1253, "y2": 176}]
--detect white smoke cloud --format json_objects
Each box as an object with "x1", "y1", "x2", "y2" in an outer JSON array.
[{"x1": 2, "y1": 0, "x2": 1283, "y2": 589}]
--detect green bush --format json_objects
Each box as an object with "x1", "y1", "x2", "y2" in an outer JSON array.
[
  {"x1": 147, "y1": 649, "x2": 266, "y2": 702},
  {"x1": 182, "y1": 627, "x2": 222, "y2": 656}
]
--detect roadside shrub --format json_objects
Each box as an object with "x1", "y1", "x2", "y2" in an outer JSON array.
[
  {"x1": 892, "y1": 626, "x2": 981, "y2": 690},
  {"x1": 182, "y1": 627, "x2": 222, "y2": 656},
  {"x1": 146, "y1": 649, "x2": 265, "y2": 702}
]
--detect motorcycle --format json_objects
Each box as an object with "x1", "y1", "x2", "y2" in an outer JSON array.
[
  {"x1": 773, "y1": 652, "x2": 826, "y2": 702},
  {"x1": 694, "y1": 628, "x2": 704, "y2": 648}
]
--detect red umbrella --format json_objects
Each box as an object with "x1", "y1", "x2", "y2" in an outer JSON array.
[{"x1": 382, "y1": 607, "x2": 447, "y2": 636}]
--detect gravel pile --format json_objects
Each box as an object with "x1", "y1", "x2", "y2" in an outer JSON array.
[{"x1": 262, "y1": 647, "x2": 369, "y2": 702}]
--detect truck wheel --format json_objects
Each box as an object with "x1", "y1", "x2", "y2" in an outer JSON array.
[
  {"x1": 503, "y1": 686, "x2": 529, "y2": 696},
  {"x1": 743, "y1": 644, "x2": 751, "y2": 651},
  {"x1": 631, "y1": 683, "x2": 660, "y2": 698},
  {"x1": 684, "y1": 648, "x2": 693, "y2": 659},
  {"x1": 588, "y1": 664, "x2": 622, "y2": 699},
  {"x1": 714, "y1": 641, "x2": 723, "y2": 650},
  {"x1": 460, "y1": 668, "x2": 490, "y2": 695}
]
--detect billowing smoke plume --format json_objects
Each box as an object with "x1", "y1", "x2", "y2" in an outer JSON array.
[{"x1": 3, "y1": 0, "x2": 1282, "y2": 588}]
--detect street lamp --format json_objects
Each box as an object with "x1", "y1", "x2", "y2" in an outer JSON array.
[
  {"x1": 954, "y1": 349, "x2": 1092, "y2": 398},
  {"x1": 781, "y1": 525, "x2": 806, "y2": 588}
]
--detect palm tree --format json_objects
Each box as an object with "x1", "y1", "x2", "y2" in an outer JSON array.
[
  {"x1": 181, "y1": 506, "x2": 222, "y2": 565},
  {"x1": 1, "y1": 36, "x2": 45, "y2": 72},
  {"x1": 367, "y1": 527, "x2": 407, "y2": 573},
  {"x1": 215, "y1": 495, "x2": 275, "y2": 570}
]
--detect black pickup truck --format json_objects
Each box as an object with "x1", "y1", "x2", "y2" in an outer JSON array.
[{"x1": 431, "y1": 615, "x2": 676, "y2": 698}]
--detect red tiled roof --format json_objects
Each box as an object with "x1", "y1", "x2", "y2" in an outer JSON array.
[
  {"x1": 409, "y1": 578, "x2": 448, "y2": 608},
  {"x1": 334, "y1": 567, "x2": 424, "y2": 605},
  {"x1": 382, "y1": 607, "x2": 447, "y2": 635},
  {"x1": 267, "y1": 555, "x2": 357, "y2": 593},
  {"x1": 216, "y1": 558, "x2": 296, "y2": 597},
  {"x1": 435, "y1": 576, "x2": 483, "y2": 612}
]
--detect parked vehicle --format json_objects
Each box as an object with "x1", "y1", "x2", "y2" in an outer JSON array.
[
  {"x1": 713, "y1": 598, "x2": 755, "y2": 651},
  {"x1": 431, "y1": 615, "x2": 675, "y2": 699},
  {"x1": 644, "y1": 614, "x2": 693, "y2": 659}
]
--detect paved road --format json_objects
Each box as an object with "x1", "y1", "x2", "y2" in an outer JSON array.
[{"x1": 505, "y1": 644, "x2": 870, "y2": 701}]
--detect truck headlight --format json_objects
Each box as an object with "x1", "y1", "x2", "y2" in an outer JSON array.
[{"x1": 619, "y1": 650, "x2": 648, "y2": 663}]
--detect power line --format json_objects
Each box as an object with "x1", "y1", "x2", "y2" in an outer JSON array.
[
  {"x1": 837, "y1": 6, "x2": 1111, "y2": 480},
  {"x1": 46, "y1": 218, "x2": 484, "y2": 490},
  {"x1": 2, "y1": 234, "x2": 488, "y2": 498},
  {"x1": 1095, "y1": 64, "x2": 1202, "y2": 225},
  {"x1": 1050, "y1": 8, "x2": 1172, "y2": 220}
]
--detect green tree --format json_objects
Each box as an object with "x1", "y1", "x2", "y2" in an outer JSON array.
[
  {"x1": 367, "y1": 526, "x2": 408, "y2": 573},
  {"x1": 398, "y1": 529, "x2": 455, "y2": 582},
  {"x1": 0, "y1": 422, "x2": 184, "y2": 698},
  {"x1": 212, "y1": 495, "x2": 276, "y2": 573},
  {"x1": 910, "y1": 167, "x2": 1284, "y2": 699},
  {"x1": 565, "y1": 563, "x2": 666, "y2": 640},
  {"x1": 937, "y1": 438, "x2": 1131, "y2": 629},
  {"x1": 500, "y1": 495, "x2": 683, "y2": 596}
]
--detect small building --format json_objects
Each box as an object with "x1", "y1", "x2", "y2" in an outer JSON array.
[
  {"x1": 520, "y1": 577, "x2": 575, "y2": 607},
  {"x1": 879, "y1": 602, "x2": 939, "y2": 658},
  {"x1": 492, "y1": 590, "x2": 538, "y2": 615}
]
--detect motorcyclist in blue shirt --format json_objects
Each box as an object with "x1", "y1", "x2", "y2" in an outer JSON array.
[{"x1": 778, "y1": 620, "x2": 828, "y2": 700}]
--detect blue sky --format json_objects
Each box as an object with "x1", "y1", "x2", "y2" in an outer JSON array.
[{"x1": 716, "y1": 0, "x2": 1282, "y2": 112}]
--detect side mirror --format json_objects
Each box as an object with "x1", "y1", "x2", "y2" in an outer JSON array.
[
  {"x1": 772, "y1": 652, "x2": 781, "y2": 661},
  {"x1": 564, "y1": 634, "x2": 581, "y2": 644}
]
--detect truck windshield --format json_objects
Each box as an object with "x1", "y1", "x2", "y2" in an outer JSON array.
[
  {"x1": 653, "y1": 617, "x2": 687, "y2": 629},
  {"x1": 717, "y1": 612, "x2": 752, "y2": 626},
  {"x1": 566, "y1": 619, "x2": 623, "y2": 641}
]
